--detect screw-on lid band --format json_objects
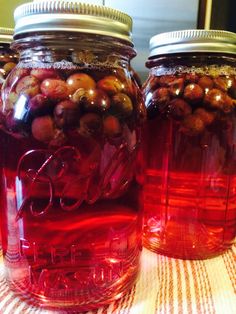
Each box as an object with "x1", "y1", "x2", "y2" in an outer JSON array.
[
  {"x1": 149, "y1": 29, "x2": 236, "y2": 57},
  {"x1": 14, "y1": 0, "x2": 133, "y2": 43}
]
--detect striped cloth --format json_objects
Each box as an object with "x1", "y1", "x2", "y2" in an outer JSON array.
[{"x1": 0, "y1": 246, "x2": 235, "y2": 314}]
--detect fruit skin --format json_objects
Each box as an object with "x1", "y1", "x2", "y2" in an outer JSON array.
[
  {"x1": 72, "y1": 88, "x2": 111, "y2": 113},
  {"x1": 41, "y1": 78, "x2": 69, "y2": 100},
  {"x1": 159, "y1": 75, "x2": 175, "y2": 87},
  {"x1": 198, "y1": 76, "x2": 214, "y2": 90},
  {"x1": 213, "y1": 76, "x2": 232, "y2": 92},
  {"x1": 194, "y1": 108, "x2": 216, "y2": 125},
  {"x1": 151, "y1": 87, "x2": 170, "y2": 113},
  {"x1": 28, "y1": 94, "x2": 51, "y2": 116},
  {"x1": 185, "y1": 73, "x2": 199, "y2": 83},
  {"x1": 181, "y1": 114, "x2": 205, "y2": 136},
  {"x1": 103, "y1": 115, "x2": 122, "y2": 137},
  {"x1": 97, "y1": 75, "x2": 124, "y2": 95},
  {"x1": 16, "y1": 75, "x2": 40, "y2": 98},
  {"x1": 204, "y1": 88, "x2": 234, "y2": 113},
  {"x1": 169, "y1": 99, "x2": 192, "y2": 120},
  {"x1": 79, "y1": 113, "x2": 102, "y2": 137},
  {"x1": 183, "y1": 83, "x2": 204, "y2": 104},
  {"x1": 111, "y1": 93, "x2": 133, "y2": 118},
  {"x1": 66, "y1": 73, "x2": 96, "y2": 95},
  {"x1": 31, "y1": 115, "x2": 55, "y2": 142},
  {"x1": 168, "y1": 78, "x2": 184, "y2": 97},
  {"x1": 30, "y1": 68, "x2": 59, "y2": 81},
  {"x1": 3, "y1": 62, "x2": 17, "y2": 75},
  {"x1": 54, "y1": 100, "x2": 79, "y2": 128}
]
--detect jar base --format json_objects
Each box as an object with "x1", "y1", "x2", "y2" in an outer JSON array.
[
  {"x1": 7, "y1": 265, "x2": 139, "y2": 311},
  {"x1": 143, "y1": 222, "x2": 234, "y2": 260}
]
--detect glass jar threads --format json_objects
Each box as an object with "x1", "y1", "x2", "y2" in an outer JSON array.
[
  {"x1": 142, "y1": 30, "x2": 236, "y2": 259},
  {"x1": 0, "y1": 1, "x2": 144, "y2": 310}
]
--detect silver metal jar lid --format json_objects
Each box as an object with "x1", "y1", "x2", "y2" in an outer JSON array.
[
  {"x1": 149, "y1": 29, "x2": 236, "y2": 57},
  {"x1": 14, "y1": 0, "x2": 133, "y2": 43},
  {"x1": 0, "y1": 28, "x2": 13, "y2": 44}
]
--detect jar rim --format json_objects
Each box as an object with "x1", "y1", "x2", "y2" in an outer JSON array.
[
  {"x1": 0, "y1": 28, "x2": 13, "y2": 44},
  {"x1": 149, "y1": 29, "x2": 236, "y2": 57},
  {"x1": 14, "y1": 0, "x2": 133, "y2": 43}
]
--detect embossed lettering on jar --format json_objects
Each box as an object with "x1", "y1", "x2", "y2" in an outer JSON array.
[
  {"x1": 142, "y1": 30, "x2": 236, "y2": 259},
  {"x1": 0, "y1": 1, "x2": 144, "y2": 311}
]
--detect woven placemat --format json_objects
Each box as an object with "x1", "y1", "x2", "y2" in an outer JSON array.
[{"x1": 0, "y1": 246, "x2": 235, "y2": 314}]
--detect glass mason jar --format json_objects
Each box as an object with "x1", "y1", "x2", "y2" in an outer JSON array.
[
  {"x1": 142, "y1": 30, "x2": 236, "y2": 259},
  {"x1": 0, "y1": 1, "x2": 145, "y2": 311},
  {"x1": 0, "y1": 28, "x2": 18, "y2": 248}
]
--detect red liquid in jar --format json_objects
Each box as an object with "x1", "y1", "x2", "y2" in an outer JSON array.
[
  {"x1": 0, "y1": 64, "x2": 143, "y2": 310},
  {"x1": 143, "y1": 72, "x2": 236, "y2": 259}
]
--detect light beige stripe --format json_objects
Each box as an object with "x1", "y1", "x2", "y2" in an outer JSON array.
[
  {"x1": 204, "y1": 256, "x2": 236, "y2": 314},
  {"x1": 222, "y1": 250, "x2": 236, "y2": 293},
  {"x1": 130, "y1": 249, "x2": 159, "y2": 314},
  {"x1": 231, "y1": 244, "x2": 236, "y2": 255},
  {"x1": 154, "y1": 254, "x2": 163, "y2": 313},
  {"x1": 155, "y1": 255, "x2": 164, "y2": 313}
]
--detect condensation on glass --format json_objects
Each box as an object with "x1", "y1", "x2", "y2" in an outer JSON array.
[
  {"x1": 0, "y1": 1, "x2": 145, "y2": 311},
  {"x1": 142, "y1": 30, "x2": 236, "y2": 259}
]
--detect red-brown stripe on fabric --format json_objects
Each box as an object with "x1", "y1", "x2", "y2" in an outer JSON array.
[
  {"x1": 112, "y1": 286, "x2": 133, "y2": 313},
  {"x1": 195, "y1": 260, "x2": 210, "y2": 314},
  {"x1": 0, "y1": 282, "x2": 11, "y2": 298},
  {"x1": 164, "y1": 256, "x2": 171, "y2": 314},
  {"x1": 0, "y1": 295, "x2": 28, "y2": 314},
  {"x1": 182, "y1": 260, "x2": 193, "y2": 314},
  {"x1": 125, "y1": 284, "x2": 137, "y2": 313},
  {"x1": 191, "y1": 261, "x2": 205, "y2": 314},
  {"x1": 155, "y1": 255, "x2": 167, "y2": 313},
  {"x1": 198, "y1": 260, "x2": 215, "y2": 314},
  {"x1": 0, "y1": 291, "x2": 16, "y2": 312},
  {"x1": 99, "y1": 303, "x2": 110, "y2": 314},
  {"x1": 164, "y1": 258, "x2": 174, "y2": 313},
  {"x1": 175, "y1": 259, "x2": 184, "y2": 314}
]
